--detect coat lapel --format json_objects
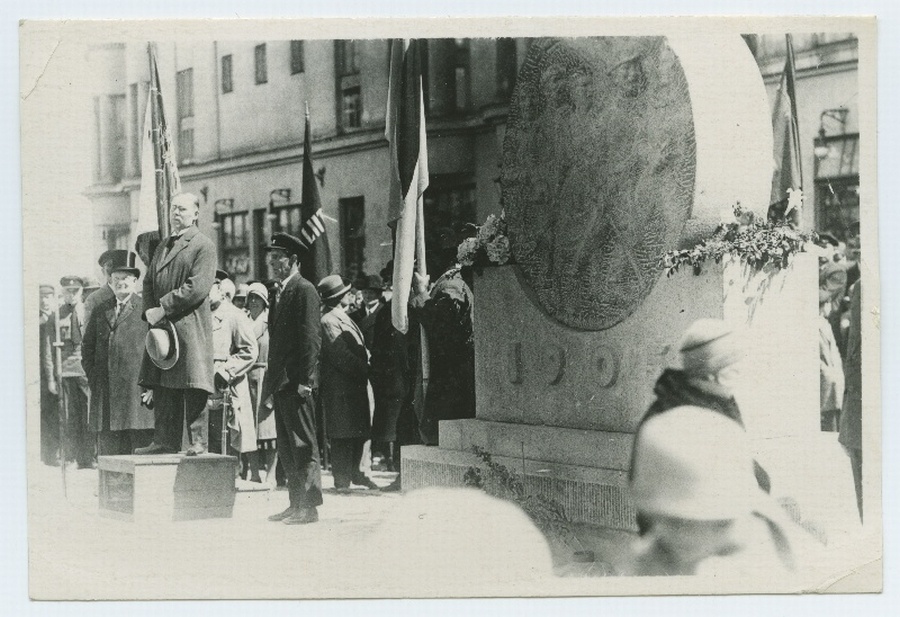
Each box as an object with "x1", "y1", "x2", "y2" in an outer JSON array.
[
  {"x1": 336, "y1": 309, "x2": 365, "y2": 347},
  {"x1": 157, "y1": 226, "x2": 197, "y2": 271},
  {"x1": 114, "y1": 295, "x2": 136, "y2": 328}
]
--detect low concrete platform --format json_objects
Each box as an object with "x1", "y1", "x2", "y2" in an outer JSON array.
[{"x1": 98, "y1": 453, "x2": 238, "y2": 522}]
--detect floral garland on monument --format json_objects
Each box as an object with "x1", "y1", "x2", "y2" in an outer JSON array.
[
  {"x1": 456, "y1": 211, "x2": 512, "y2": 271},
  {"x1": 659, "y1": 192, "x2": 817, "y2": 277}
]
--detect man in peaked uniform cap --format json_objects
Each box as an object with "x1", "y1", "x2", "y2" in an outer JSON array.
[
  {"x1": 261, "y1": 232, "x2": 323, "y2": 524},
  {"x1": 136, "y1": 192, "x2": 217, "y2": 455},
  {"x1": 82, "y1": 251, "x2": 154, "y2": 455},
  {"x1": 58, "y1": 275, "x2": 94, "y2": 467}
]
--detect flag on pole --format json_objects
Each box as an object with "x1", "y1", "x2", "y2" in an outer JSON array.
[
  {"x1": 769, "y1": 34, "x2": 803, "y2": 219},
  {"x1": 298, "y1": 103, "x2": 332, "y2": 285},
  {"x1": 134, "y1": 43, "x2": 181, "y2": 265},
  {"x1": 385, "y1": 39, "x2": 429, "y2": 334}
]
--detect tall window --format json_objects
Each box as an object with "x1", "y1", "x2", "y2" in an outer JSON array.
[
  {"x1": 109, "y1": 94, "x2": 127, "y2": 183},
  {"x1": 290, "y1": 40, "x2": 305, "y2": 74},
  {"x1": 221, "y1": 54, "x2": 233, "y2": 93},
  {"x1": 176, "y1": 68, "x2": 194, "y2": 163},
  {"x1": 814, "y1": 133, "x2": 860, "y2": 240},
  {"x1": 339, "y1": 197, "x2": 365, "y2": 281},
  {"x1": 92, "y1": 97, "x2": 102, "y2": 182},
  {"x1": 454, "y1": 39, "x2": 471, "y2": 111},
  {"x1": 255, "y1": 44, "x2": 268, "y2": 85},
  {"x1": 129, "y1": 83, "x2": 140, "y2": 176},
  {"x1": 496, "y1": 38, "x2": 518, "y2": 100},
  {"x1": 336, "y1": 40, "x2": 359, "y2": 76},
  {"x1": 335, "y1": 40, "x2": 363, "y2": 132},
  {"x1": 272, "y1": 204, "x2": 303, "y2": 236},
  {"x1": 221, "y1": 212, "x2": 251, "y2": 278}
]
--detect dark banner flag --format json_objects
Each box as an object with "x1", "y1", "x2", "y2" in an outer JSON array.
[
  {"x1": 298, "y1": 103, "x2": 332, "y2": 285},
  {"x1": 769, "y1": 34, "x2": 803, "y2": 221},
  {"x1": 134, "y1": 42, "x2": 181, "y2": 266}
]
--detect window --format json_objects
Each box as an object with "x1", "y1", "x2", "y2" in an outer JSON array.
[
  {"x1": 103, "y1": 225, "x2": 131, "y2": 251},
  {"x1": 341, "y1": 86, "x2": 362, "y2": 129},
  {"x1": 221, "y1": 54, "x2": 233, "y2": 93},
  {"x1": 129, "y1": 83, "x2": 140, "y2": 176},
  {"x1": 221, "y1": 212, "x2": 251, "y2": 277},
  {"x1": 423, "y1": 174, "x2": 477, "y2": 272},
  {"x1": 336, "y1": 40, "x2": 359, "y2": 76},
  {"x1": 814, "y1": 133, "x2": 860, "y2": 240},
  {"x1": 339, "y1": 197, "x2": 366, "y2": 282},
  {"x1": 454, "y1": 39, "x2": 471, "y2": 111},
  {"x1": 176, "y1": 68, "x2": 194, "y2": 163},
  {"x1": 290, "y1": 40, "x2": 305, "y2": 74},
  {"x1": 255, "y1": 44, "x2": 268, "y2": 85},
  {"x1": 109, "y1": 94, "x2": 127, "y2": 183},
  {"x1": 92, "y1": 97, "x2": 102, "y2": 182},
  {"x1": 496, "y1": 38, "x2": 518, "y2": 100},
  {"x1": 272, "y1": 204, "x2": 303, "y2": 236}
]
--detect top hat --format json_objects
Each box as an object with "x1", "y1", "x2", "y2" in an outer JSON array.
[
  {"x1": 98, "y1": 249, "x2": 128, "y2": 269},
  {"x1": 246, "y1": 282, "x2": 269, "y2": 306},
  {"x1": 145, "y1": 320, "x2": 180, "y2": 371},
  {"x1": 59, "y1": 275, "x2": 85, "y2": 289},
  {"x1": 264, "y1": 232, "x2": 306, "y2": 257},
  {"x1": 215, "y1": 269, "x2": 230, "y2": 282},
  {"x1": 110, "y1": 251, "x2": 141, "y2": 278},
  {"x1": 317, "y1": 274, "x2": 351, "y2": 302}
]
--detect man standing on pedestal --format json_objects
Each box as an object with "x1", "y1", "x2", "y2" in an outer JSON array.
[
  {"x1": 261, "y1": 232, "x2": 323, "y2": 525},
  {"x1": 136, "y1": 192, "x2": 216, "y2": 455}
]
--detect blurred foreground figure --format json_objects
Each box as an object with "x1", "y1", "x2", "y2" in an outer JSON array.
[
  {"x1": 370, "y1": 488, "x2": 554, "y2": 594},
  {"x1": 628, "y1": 406, "x2": 821, "y2": 578}
]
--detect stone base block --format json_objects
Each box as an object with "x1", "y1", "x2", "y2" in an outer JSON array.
[
  {"x1": 401, "y1": 445, "x2": 637, "y2": 531},
  {"x1": 99, "y1": 454, "x2": 238, "y2": 522}
]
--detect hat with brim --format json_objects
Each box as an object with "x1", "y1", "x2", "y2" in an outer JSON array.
[
  {"x1": 215, "y1": 269, "x2": 230, "y2": 282},
  {"x1": 247, "y1": 282, "x2": 269, "y2": 305},
  {"x1": 145, "y1": 320, "x2": 180, "y2": 371},
  {"x1": 60, "y1": 275, "x2": 85, "y2": 289},
  {"x1": 110, "y1": 251, "x2": 141, "y2": 278},
  {"x1": 317, "y1": 274, "x2": 351, "y2": 302},
  {"x1": 264, "y1": 232, "x2": 307, "y2": 257},
  {"x1": 98, "y1": 249, "x2": 128, "y2": 269},
  {"x1": 234, "y1": 283, "x2": 249, "y2": 299}
]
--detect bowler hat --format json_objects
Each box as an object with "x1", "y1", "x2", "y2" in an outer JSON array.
[
  {"x1": 247, "y1": 282, "x2": 269, "y2": 306},
  {"x1": 60, "y1": 275, "x2": 85, "y2": 289},
  {"x1": 317, "y1": 274, "x2": 351, "y2": 302},
  {"x1": 145, "y1": 320, "x2": 180, "y2": 371},
  {"x1": 110, "y1": 252, "x2": 141, "y2": 278},
  {"x1": 361, "y1": 273, "x2": 385, "y2": 291},
  {"x1": 264, "y1": 232, "x2": 306, "y2": 257}
]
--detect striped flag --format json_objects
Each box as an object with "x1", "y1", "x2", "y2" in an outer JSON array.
[
  {"x1": 299, "y1": 103, "x2": 332, "y2": 285},
  {"x1": 134, "y1": 43, "x2": 180, "y2": 265},
  {"x1": 386, "y1": 39, "x2": 429, "y2": 334},
  {"x1": 769, "y1": 34, "x2": 803, "y2": 220}
]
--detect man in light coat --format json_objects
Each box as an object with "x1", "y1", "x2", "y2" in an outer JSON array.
[
  {"x1": 137, "y1": 192, "x2": 216, "y2": 455},
  {"x1": 207, "y1": 274, "x2": 259, "y2": 463}
]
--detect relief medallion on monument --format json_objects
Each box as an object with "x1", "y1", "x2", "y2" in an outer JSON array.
[{"x1": 502, "y1": 37, "x2": 696, "y2": 331}]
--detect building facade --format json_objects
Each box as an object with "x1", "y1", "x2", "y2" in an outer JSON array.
[{"x1": 83, "y1": 34, "x2": 859, "y2": 284}]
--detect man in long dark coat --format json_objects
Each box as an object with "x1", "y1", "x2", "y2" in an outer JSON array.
[
  {"x1": 83, "y1": 249, "x2": 124, "y2": 328},
  {"x1": 39, "y1": 284, "x2": 60, "y2": 465},
  {"x1": 136, "y1": 192, "x2": 216, "y2": 455},
  {"x1": 318, "y1": 275, "x2": 378, "y2": 492},
  {"x1": 261, "y1": 232, "x2": 323, "y2": 524},
  {"x1": 82, "y1": 252, "x2": 154, "y2": 455}
]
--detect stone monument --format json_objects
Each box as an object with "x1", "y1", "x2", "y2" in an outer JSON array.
[{"x1": 403, "y1": 35, "x2": 856, "y2": 539}]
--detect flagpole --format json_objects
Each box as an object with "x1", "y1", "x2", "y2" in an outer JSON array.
[
  {"x1": 784, "y1": 34, "x2": 803, "y2": 193},
  {"x1": 148, "y1": 43, "x2": 170, "y2": 240}
]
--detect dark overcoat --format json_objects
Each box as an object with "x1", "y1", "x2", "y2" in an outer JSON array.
[
  {"x1": 83, "y1": 284, "x2": 114, "y2": 332},
  {"x1": 320, "y1": 307, "x2": 370, "y2": 439},
  {"x1": 261, "y1": 273, "x2": 321, "y2": 401},
  {"x1": 82, "y1": 292, "x2": 154, "y2": 432},
  {"x1": 139, "y1": 225, "x2": 216, "y2": 394}
]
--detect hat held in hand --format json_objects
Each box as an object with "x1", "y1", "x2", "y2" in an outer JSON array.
[{"x1": 145, "y1": 320, "x2": 180, "y2": 371}]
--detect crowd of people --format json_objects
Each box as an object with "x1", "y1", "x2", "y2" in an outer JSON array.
[
  {"x1": 36, "y1": 191, "x2": 862, "y2": 577},
  {"x1": 38, "y1": 192, "x2": 476, "y2": 525}
]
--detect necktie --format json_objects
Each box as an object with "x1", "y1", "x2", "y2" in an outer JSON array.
[{"x1": 115, "y1": 301, "x2": 125, "y2": 318}]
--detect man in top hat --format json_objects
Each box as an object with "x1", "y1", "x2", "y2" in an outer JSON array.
[
  {"x1": 82, "y1": 252, "x2": 154, "y2": 455},
  {"x1": 349, "y1": 274, "x2": 385, "y2": 351},
  {"x1": 261, "y1": 232, "x2": 323, "y2": 524},
  {"x1": 83, "y1": 249, "x2": 127, "y2": 328},
  {"x1": 318, "y1": 275, "x2": 379, "y2": 492},
  {"x1": 58, "y1": 275, "x2": 94, "y2": 468},
  {"x1": 206, "y1": 269, "x2": 259, "y2": 471},
  {"x1": 136, "y1": 192, "x2": 217, "y2": 455},
  {"x1": 39, "y1": 284, "x2": 60, "y2": 465}
]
